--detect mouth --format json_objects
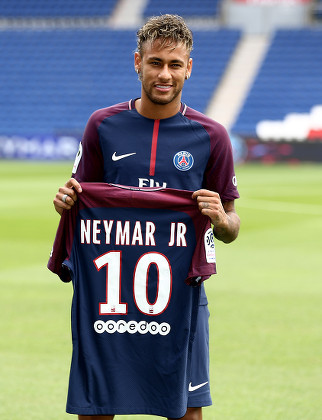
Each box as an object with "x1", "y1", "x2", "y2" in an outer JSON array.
[{"x1": 155, "y1": 84, "x2": 173, "y2": 92}]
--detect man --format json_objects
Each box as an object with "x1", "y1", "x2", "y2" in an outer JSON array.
[{"x1": 52, "y1": 14, "x2": 240, "y2": 420}]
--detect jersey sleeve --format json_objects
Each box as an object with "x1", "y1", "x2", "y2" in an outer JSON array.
[
  {"x1": 186, "y1": 223, "x2": 216, "y2": 285},
  {"x1": 184, "y1": 107, "x2": 239, "y2": 203},
  {"x1": 47, "y1": 208, "x2": 77, "y2": 282},
  {"x1": 72, "y1": 109, "x2": 105, "y2": 182},
  {"x1": 204, "y1": 121, "x2": 239, "y2": 202}
]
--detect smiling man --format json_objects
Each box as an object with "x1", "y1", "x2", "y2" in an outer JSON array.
[{"x1": 51, "y1": 14, "x2": 240, "y2": 420}]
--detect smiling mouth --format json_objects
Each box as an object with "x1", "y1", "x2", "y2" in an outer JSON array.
[{"x1": 155, "y1": 84, "x2": 172, "y2": 91}]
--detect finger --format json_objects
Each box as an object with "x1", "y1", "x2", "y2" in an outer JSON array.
[
  {"x1": 192, "y1": 189, "x2": 219, "y2": 200},
  {"x1": 60, "y1": 193, "x2": 74, "y2": 206},
  {"x1": 65, "y1": 178, "x2": 82, "y2": 193},
  {"x1": 53, "y1": 195, "x2": 72, "y2": 215},
  {"x1": 197, "y1": 196, "x2": 220, "y2": 211},
  {"x1": 195, "y1": 201, "x2": 214, "y2": 220},
  {"x1": 199, "y1": 206, "x2": 216, "y2": 222},
  {"x1": 58, "y1": 189, "x2": 76, "y2": 204},
  {"x1": 54, "y1": 191, "x2": 72, "y2": 206},
  {"x1": 201, "y1": 201, "x2": 210, "y2": 210}
]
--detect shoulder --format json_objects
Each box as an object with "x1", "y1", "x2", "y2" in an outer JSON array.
[
  {"x1": 183, "y1": 105, "x2": 231, "y2": 150},
  {"x1": 87, "y1": 100, "x2": 132, "y2": 128},
  {"x1": 183, "y1": 106, "x2": 229, "y2": 139}
]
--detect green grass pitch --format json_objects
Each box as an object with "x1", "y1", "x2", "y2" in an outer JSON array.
[{"x1": 0, "y1": 161, "x2": 321, "y2": 419}]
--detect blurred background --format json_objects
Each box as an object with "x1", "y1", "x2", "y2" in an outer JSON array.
[{"x1": 0, "y1": 0, "x2": 321, "y2": 162}]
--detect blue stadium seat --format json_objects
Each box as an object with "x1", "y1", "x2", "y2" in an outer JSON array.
[
  {"x1": 0, "y1": 28, "x2": 240, "y2": 136},
  {"x1": 0, "y1": 0, "x2": 118, "y2": 17},
  {"x1": 184, "y1": 30, "x2": 241, "y2": 112},
  {"x1": 232, "y1": 29, "x2": 322, "y2": 137},
  {"x1": 143, "y1": 0, "x2": 222, "y2": 18},
  {"x1": 0, "y1": 30, "x2": 139, "y2": 135}
]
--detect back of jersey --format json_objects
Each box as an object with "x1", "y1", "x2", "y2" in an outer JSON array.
[{"x1": 48, "y1": 183, "x2": 216, "y2": 418}]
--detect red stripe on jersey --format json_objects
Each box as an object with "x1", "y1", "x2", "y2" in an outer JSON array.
[{"x1": 149, "y1": 119, "x2": 160, "y2": 176}]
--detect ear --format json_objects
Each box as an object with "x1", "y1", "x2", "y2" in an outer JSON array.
[
  {"x1": 134, "y1": 52, "x2": 142, "y2": 74},
  {"x1": 186, "y1": 57, "x2": 193, "y2": 79}
]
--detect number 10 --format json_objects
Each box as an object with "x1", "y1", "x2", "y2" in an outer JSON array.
[{"x1": 94, "y1": 251, "x2": 172, "y2": 316}]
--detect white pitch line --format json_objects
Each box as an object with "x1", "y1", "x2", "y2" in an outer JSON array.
[{"x1": 238, "y1": 198, "x2": 322, "y2": 215}]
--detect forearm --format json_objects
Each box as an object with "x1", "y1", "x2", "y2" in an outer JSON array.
[{"x1": 213, "y1": 211, "x2": 240, "y2": 244}]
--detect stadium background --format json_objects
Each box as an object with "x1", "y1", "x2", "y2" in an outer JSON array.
[
  {"x1": 1, "y1": 0, "x2": 321, "y2": 162},
  {"x1": 0, "y1": 1, "x2": 321, "y2": 419}
]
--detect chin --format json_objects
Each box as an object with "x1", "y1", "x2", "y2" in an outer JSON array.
[{"x1": 150, "y1": 92, "x2": 181, "y2": 106}]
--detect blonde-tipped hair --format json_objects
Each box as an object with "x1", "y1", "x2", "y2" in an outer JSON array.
[{"x1": 136, "y1": 14, "x2": 193, "y2": 56}]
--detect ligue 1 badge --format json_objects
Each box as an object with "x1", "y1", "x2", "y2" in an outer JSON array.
[
  {"x1": 204, "y1": 228, "x2": 216, "y2": 263},
  {"x1": 173, "y1": 151, "x2": 194, "y2": 171}
]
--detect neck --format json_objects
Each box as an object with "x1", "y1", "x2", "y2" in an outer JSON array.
[{"x1": 135, "y1": 96, "x2": 182, "y2": 120}]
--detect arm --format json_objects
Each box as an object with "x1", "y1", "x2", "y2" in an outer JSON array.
[
  {"x1": 53, "y1": 178, "x2": 82, "y2": 215},
  {"x1": 192, "y1": 189, "x2": 240, "y2": 244}
]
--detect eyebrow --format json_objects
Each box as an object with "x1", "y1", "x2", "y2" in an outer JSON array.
[{"x1": 148, "y1": 56, "x2": 185, "y2": 65}]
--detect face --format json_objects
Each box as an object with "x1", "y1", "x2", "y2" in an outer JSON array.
[{"x1": 135, "y1": 39, "x2": 192, "y2": 108}]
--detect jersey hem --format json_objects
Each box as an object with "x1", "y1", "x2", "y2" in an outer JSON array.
[
  {"x1": 188, "y1": 399, "x2": 212, "y2": 408},
  {"x1": 66, "y1": 405, "x2": 187, "y2": 418}
]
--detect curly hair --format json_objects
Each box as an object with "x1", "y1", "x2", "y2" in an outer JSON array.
[{"x1": 136, "y1": 14, "x2": 193, "y2": 56}]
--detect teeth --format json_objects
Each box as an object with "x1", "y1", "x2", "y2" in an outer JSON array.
[{"x1": 156, "y1": 85, "x2": 171, "y2": 89}]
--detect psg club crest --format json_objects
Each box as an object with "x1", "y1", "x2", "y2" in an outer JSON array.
[{"x1": 173, "y1": 151, "x2": 194, "y2": 171}]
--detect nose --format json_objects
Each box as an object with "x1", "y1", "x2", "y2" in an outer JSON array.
[{"x1": 158, "y1": 65, "x2": 171, "y2": 80}]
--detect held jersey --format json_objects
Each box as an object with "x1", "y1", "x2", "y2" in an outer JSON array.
[{"x1": 48, "y1": 183, "x2": 216, "y2": 418}]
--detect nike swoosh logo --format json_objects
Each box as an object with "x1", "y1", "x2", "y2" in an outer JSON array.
[
  {"x1": 188, "y1": 381, "x2": 208, "y2": 392},
  {"x1": 112, "y1": 152, "x2": 136, "y2": 161}
]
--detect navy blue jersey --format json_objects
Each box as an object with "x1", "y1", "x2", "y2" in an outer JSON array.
[
  {"x1": 72, "y1": 99, "x2": 239, "y2": 201},
  {"x1": 48, "y1": 183, "x2": 216, "y2": 417},
  {"x1": 71, "y1": 100, "x2": 239, "y2": 306}
]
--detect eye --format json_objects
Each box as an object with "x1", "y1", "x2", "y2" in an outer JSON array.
[{"x1": 171, "y1": 63, "x2": 183, "y2": 69}]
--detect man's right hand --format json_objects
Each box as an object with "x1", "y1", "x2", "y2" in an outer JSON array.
[{"x1": 53, "y1": 178, "x2": 82, "y2": 215}]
